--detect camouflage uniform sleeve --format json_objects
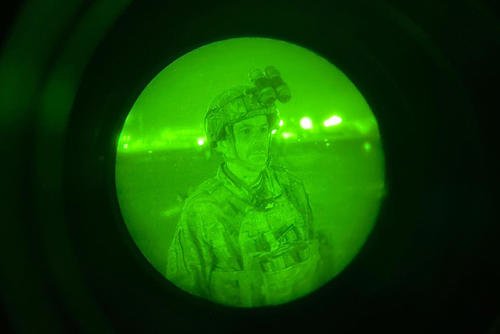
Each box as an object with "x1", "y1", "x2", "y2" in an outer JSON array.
[
  {"x1": 299, "y1": 180, "x2": 314, "y2": 237},
  {"x1": 290, "y1": 174, "x2": 334, "y2": 283},
  {"x1": 166, "y1": 200, "x2": 215, "y2": 299},
  {"x1": 282, "y1": 170, "x2": 314, "y2": 236}
]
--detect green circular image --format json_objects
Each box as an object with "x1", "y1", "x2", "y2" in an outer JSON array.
[{"x1": 115, "y1": 37, "x2": 386, "y2": 308}]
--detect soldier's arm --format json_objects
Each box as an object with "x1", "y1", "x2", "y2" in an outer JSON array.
[
  {"x1": 288, "y1": 173, "x2": 314, "y2": 237},
  {"x1": 166, "y1": 202, "x2": 215, "y2": 299},
  {"x1": 298, "y1": 179, "x2": 335, "y2": 283}
]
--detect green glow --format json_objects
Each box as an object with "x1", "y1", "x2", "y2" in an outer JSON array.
[
  {"x1": 324, "y1": 115, "x2": 342, "y2": 127},
  {"x1": 115, "y1": 37, "x2": 386, "y2": 308},
  {"x1": 300, "y1": 117, "x2": 313, "y2": 130}
]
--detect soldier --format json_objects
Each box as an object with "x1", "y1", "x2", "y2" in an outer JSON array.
[{"x1": 166, "y1": 67, "x2": 321, "y2": 307}]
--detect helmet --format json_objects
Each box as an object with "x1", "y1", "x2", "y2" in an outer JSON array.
[
  {"x1": 205, "y1": 66, "x2": 291, "y2": 149},
  {"x1": 204, "y1": 85, "x2": 278, "y2": 149}
]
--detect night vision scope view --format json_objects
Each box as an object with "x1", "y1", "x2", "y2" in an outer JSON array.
[{"x1": 115, "y1": 37, "x2": 386, "y2": 308}]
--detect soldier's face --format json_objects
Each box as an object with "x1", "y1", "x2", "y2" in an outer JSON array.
[{"x1": 231, "y1": 115, "x2": 271, "y2": 171}]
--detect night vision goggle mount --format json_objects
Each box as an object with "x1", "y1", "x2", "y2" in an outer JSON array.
[{"x1": 245, "y1": 65, "x2": 291, "y2": 107}]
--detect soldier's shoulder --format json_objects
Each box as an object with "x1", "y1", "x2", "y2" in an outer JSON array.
[
  {"x1": 269, "y1": 164, "x2": 305, "y2": 187},
  {"x1": 183, "y1": 176, "x2": 227, "y2": 209}
]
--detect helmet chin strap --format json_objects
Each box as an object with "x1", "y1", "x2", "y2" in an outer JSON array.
[{"x1": 225, "y1": 125, "x2": 242, "y2": 162}]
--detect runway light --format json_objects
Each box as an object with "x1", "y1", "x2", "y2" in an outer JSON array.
[
  {"x1": 279, "y1": 119, "x2": 284, "y2": 127},
  {"x1": 282, "y1": 132, "x2": 294, "y2": 139},
  {"x1": 271, "y1": 129, "x2": 277, "y2": 135},
  {"x1": 300, "y1": 117, "x2": 313, "y2": 129},
  {"x1": 324, "y1": 115, "x2": 342, "y2": 127},
  {"x1": 197, "y1": 138, "x2": 205, "y2": 146}
]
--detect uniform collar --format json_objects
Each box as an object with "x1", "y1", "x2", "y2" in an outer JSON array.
[{"x1": 217, "y1": 163, "x2": 283, "y2": 209}]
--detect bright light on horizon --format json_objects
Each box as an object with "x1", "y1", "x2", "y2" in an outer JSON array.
[
  {"x1": 324, "y1": 115, "x2": 342, "y2": 127},
  {"x1": 197, "y1": 138, "x2": 205, "y2": 146},
  {"x1": 300, "y1": 117, "x2": 313, "y2": 130}
]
